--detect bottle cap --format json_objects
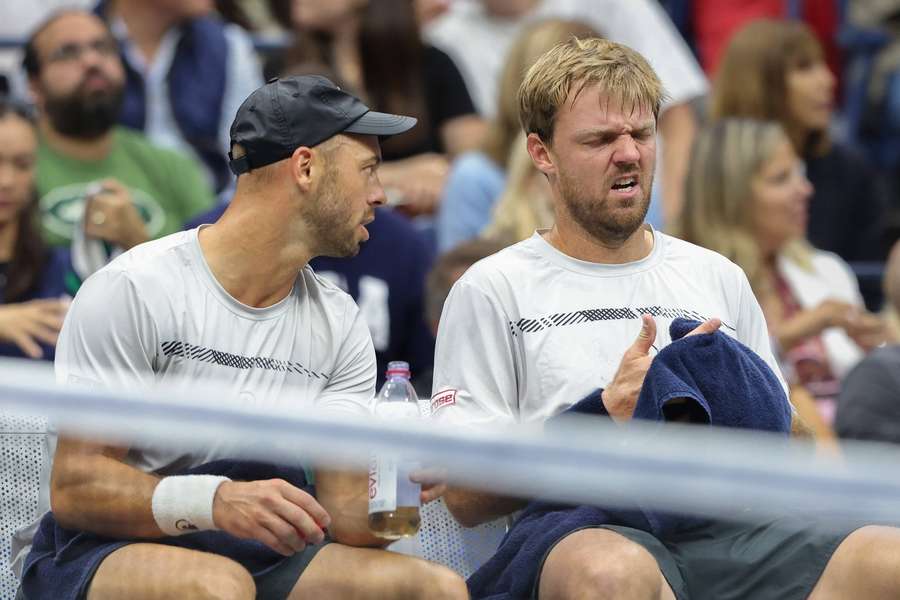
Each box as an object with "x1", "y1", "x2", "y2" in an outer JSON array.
[{"x1": 385, "y1": 360, "x2": 411, "y2": 378}]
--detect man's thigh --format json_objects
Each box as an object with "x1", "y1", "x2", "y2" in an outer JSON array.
[
  {"x1": 537, "y1": 527, "x2": 679, "y2": 600},
  {"x1": 809, "y1": 525, "x2": 900, "y2": 600},
  {"x1": 287, "y1": 544, "x2": 467, "y2": 600},
  {"x1": 87, "y1": 543, "x2": 256, "y2": 600}
]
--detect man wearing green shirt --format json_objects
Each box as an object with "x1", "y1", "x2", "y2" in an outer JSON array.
[{"x1": 24, "y1": 10, "x2": 214, "y2": 251}]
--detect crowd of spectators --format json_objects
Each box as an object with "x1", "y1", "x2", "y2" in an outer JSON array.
[{"x1": 0, "y1": 1, "x2": 899, "y2": 449}]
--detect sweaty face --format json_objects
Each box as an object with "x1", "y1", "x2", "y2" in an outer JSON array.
[
  {"x1": 0, "y1": 115, "x2": 38, "y2": 227},
  {"x1": 547, "y1": 84, "x2": 656, "y2": 246},
  {"x1": 301, "y1": 135, "x2": 385, "y2": 257},
  {"x1": 32, "y1": 13, "x2": 125, "y2": 139}
]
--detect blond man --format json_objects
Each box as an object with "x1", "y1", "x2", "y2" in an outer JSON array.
[{"x1": 430, "y1": 38, "x2": 900, "y2": 599}]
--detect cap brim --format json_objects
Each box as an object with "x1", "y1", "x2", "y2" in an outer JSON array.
[{"x1": 343, "y1": 110, "x2": 417, "y2": 137}]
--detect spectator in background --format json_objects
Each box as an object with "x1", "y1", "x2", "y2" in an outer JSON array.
[
  {"x1": 836, "y1": 240, "x2": 900, "y2": 444},
  {"x1": 311, "y1": 207, "x2": 437, "y2": 396},
  {"x1": 421, "y1": 237, "x2": 506, "y2": 392},
  {"x1": 712, "y1": 19, "x2": 890, "y2": 264},
  {"x1": 0, "y1": 99, "x2": 69, "y2": 361},
  {"x1": 481, "y1": 131, "x2": 553, "y2": 245},
  {"x1": 0, "y1": 0, "x2": 94, "y2": 101},
  {"x1": 676, "y1": 118, "x2": 888, "y2": 424},
  {"x1": 425, "y1": 0, "x2": 708, "y2": 227},
  {"x1": 270, "y1": 0, "x2": 484, "y2": 216},
  {"x1": 95, "y1": 0, "x2": 263, "y2": 192},
  {"x1": 435, "y1": 18, "x2": 596, "y2": 252},
  {"x1": 24, "y1": 10, "x2": 214, "y2": 287}
]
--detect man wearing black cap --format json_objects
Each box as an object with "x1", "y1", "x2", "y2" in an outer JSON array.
[{"x1": 15, "y1": 76, "x2": 467, "y2": 600}]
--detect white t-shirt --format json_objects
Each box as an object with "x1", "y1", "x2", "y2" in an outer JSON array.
[
  {"x1": 424, "y1": 0, "x2": 708, "y2": 118},
  {"x1": 12, "y1": 227, "x2": 376, "y2": 576},
  {"x1": 430, "y1": 229, "x2": 786, "y2": 425}
]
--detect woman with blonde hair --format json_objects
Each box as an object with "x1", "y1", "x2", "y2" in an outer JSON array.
[
  {"x1": 481, "y1": 131, "x2": 553, "y2": 245},
  {"x1": 712, "y1": 18, "x2": 888, "y2": 263},
  {"x1": 435, "y1": 18, "x2": 597, "y2": 252},
  {"x1": 677, "y1": 118, "x2": 887, "y2": 422}
]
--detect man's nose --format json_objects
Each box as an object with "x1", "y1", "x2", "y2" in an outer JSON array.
[
  {"x1": 612, "y1": 135, "x2": 641, "y2": 165},
  {"x1": 369, "y1": 182, "x2": 386, "y2": 206}
]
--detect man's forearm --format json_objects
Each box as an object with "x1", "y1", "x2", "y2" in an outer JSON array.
[
  {"x1": 51, "y1": 438, "x2": 162, "y2": 538},
  {"x1": 314, "y1": 468, "x2": 390, "y2": 548},
  {"x1": 444, "y1": 486, "x2": 526, "y2": 528}
]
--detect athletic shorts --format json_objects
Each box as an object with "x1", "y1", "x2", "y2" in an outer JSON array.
[{"x1": 532, "y1": 517, "x2": 857, "y2": 600}]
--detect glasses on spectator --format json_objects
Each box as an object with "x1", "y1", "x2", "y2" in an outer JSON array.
[{"x1": 45, "y1": 38, "x2": 118, "y2": 64}]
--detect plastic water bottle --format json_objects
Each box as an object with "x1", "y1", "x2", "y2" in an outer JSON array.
[{"x1": 368, "y1": 361, "x2": 421, "y2": 539}]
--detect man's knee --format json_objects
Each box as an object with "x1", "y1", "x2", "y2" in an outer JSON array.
[
  {"x1": 409, "y1": 562, "x2": 469, "y2": 600},
  {"x1": 541, "y1": 530, "x2": 663, "y2": 600},
  {"x1": 577, "y1": 543, "x2": 661, "y2": 597},
  {"x1": 187, "y1": 556, "x2": 256, "y2": 600}
]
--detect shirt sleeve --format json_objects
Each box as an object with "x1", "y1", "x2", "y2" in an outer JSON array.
[
  {"x1": 315, "y1": 301, "x2": 377, "y2": 416},
  {"x1": 732, "y1": 267, "x2": 790, "y2": 399},
  {"x1": 55, "y1": 268, "x2": 158, "y2": 391},
  {"x1": 581, "y1": 0, "x2": 707, "y2": 108},
  {"x1": 436, "y1": 153, "x2": 506, "y2": 253},
  {"x1": 430, "y1": 278, "x2": 519, "y2": 426},
  {"x1": 425, "y1": 45, "x2": 478, "y2": 127}
]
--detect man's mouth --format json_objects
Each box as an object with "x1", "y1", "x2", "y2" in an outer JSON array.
[{"x1": 611, "y1": 175, "x2": 638, "y2": 192}]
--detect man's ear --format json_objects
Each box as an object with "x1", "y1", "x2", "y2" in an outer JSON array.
[
  {"x1": 291, "y1": 146, "x2": 314, "y2": 192},
  {"x1": 526, "y1": 132, "x2": 555, "y2": 178}
]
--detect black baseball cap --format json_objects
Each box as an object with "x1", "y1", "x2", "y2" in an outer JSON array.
[{"x1": 228, "y1": 75, "x2": 417, "y2": 176}]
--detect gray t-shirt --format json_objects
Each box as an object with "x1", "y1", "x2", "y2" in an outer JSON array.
[
  {"x1": 835, "y1": 345, "x2": 900, "y2": 444},
  {"x1": 12, "y1": 227, "x2": 375, "y2": 576}
]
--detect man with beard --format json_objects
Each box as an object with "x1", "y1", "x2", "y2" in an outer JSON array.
[
  {"x1": 430, "y1": 38, "x2": 900, "y2": 599},
  {"x1": 22, "y1": 10, "x2": 213, "y2": 263},
  {"x1": 15, "y1": 75, "x2": 469, "y2": 599}
]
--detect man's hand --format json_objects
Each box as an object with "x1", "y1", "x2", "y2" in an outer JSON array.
[
  {"x1": 601, "y1": 315, "x2": 721, "y2": 421},
  {"x1": 410, "y1": 466, "x2": 448, "y2": 504},
  {"x1": 0, "y1": 298, "x2": 69, "y2": 358},
  {"x1": 212, "y1": 479, "x2": 331, "y2": 556},
  {"x1": 83, "y1": 179, "x2": 149, "y2": 250}
]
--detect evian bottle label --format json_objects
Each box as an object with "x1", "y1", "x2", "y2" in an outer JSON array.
[{"x1": 368, "y1": 453, "x2": 398, "y2": 514}]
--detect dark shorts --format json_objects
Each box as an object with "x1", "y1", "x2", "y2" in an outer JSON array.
[
  {"x1": 532, "y1": 517, "x2": 857, "y2": 600},
  {"x1": 20, "y1": 460, "x2": 324, "y2": 600}
]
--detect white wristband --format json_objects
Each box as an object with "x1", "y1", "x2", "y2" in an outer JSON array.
[{"x1": 151, "y1": 475, "x2": 230, "y2": 536}]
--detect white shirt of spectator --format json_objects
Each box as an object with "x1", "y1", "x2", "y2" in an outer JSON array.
[
  {"x1": 424, "y1": 0, "x2": 708, "y2": 118},
  {"x1": 430, "y1": 229, "x2": 787, "y2": 426}
]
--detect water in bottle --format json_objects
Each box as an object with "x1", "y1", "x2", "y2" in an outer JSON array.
[{"x1": 368, "y1": 361, "x2": 421, "y2": 539}]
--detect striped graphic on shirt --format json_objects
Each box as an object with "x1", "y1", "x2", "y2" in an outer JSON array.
[
  {"x1": 160, "y1": 341, "x2": 330, "y2": 379},
  {"x1": 508, "y1": 306, "x2": 735, "y2": 337}
]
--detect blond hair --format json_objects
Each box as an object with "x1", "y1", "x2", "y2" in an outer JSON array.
[
  {"x1": 483, "y1": 131, "x2": 555, "y2": 244},
  {"x1": 711, "y1": 19, "x2": 830, "y2": 157},
  {"x1": 483, "y1": 19, "x2": 599, "y2": 167},
  {"x1": 518, "y1": 37, "x2": 665, "y2": 142},
  {"x1": 675, "y1": 118, "x2": 812, "y2": 294}
]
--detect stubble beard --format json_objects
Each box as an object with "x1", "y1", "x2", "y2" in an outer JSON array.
[
  {"x1": 557, "y1": 167, "x2": 652, "y2": 247},
  {"x1": 303, "y1": 167, "x2": 360, "y2": 258}
]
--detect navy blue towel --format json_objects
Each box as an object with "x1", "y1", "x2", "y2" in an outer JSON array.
[
  {"x1": 467, "y1": 318, "x2": 792, "y2": 600},
  {"x1": 21, "y1": 460, "x2": 313, "y2": 600}
]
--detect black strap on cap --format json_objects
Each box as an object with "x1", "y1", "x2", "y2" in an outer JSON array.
[{"x1": 228, "y1": 153, "x2": 252, "y2": 176}]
